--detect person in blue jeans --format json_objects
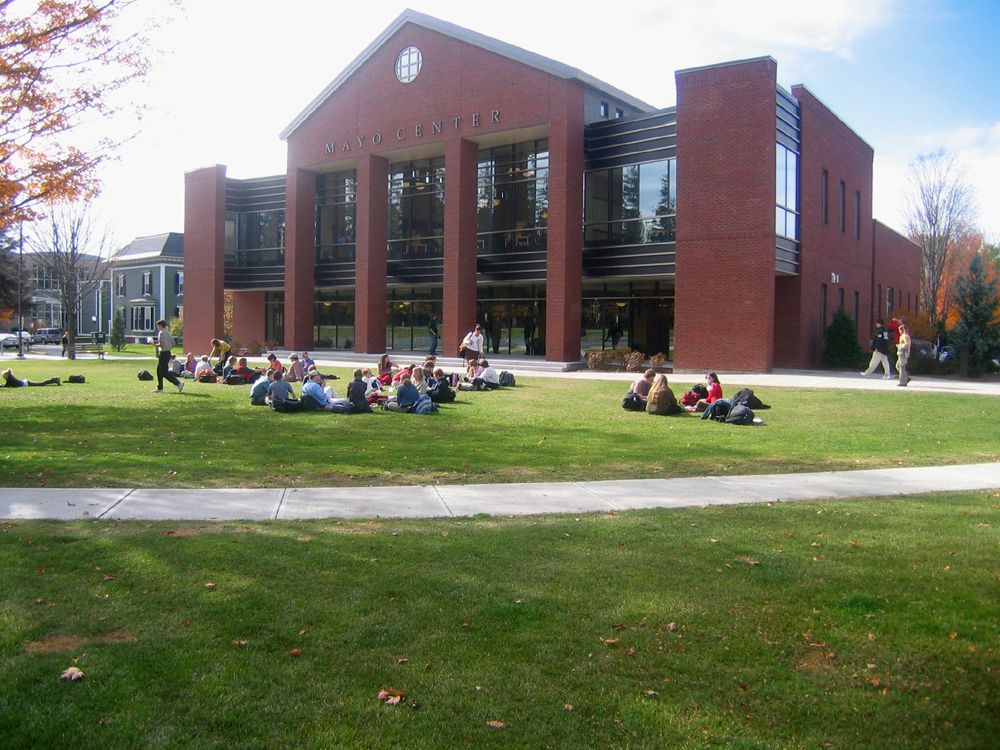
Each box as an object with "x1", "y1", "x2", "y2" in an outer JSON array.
[{"x1": 428, "y1": 314, "x2": 439, "y2": 356}]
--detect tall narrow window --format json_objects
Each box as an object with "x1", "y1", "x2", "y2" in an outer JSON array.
[
  {"x1": 855, "y1": 191, "x2": 861, "y2": 239},
  {"x1": 839, "y1": 180, "x2": 846, "y2": 232},
  {"x1": 820, "y1": 284, "x2": 828, "y2": 338},
  {"x1": 141, "y1": 271, "x2": 152, "y2": 296},
  {"x1": 775, "y1": 144, "x2": 798, "y2": 239},
  {"x1": 821, "y1": 169, "x2": 829, "y2": 225},
  {"x1": 600, "y1": 102, "x2": 609, "y2": 118}
]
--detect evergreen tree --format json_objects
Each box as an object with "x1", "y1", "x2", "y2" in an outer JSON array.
[
  {"x1": 951, "y1": 253, "x2": 1000, "y2": 374},
  {"x1": 110, "y1": 309, "x2": 126, "y2": 352},
  {"x1": 823, "y1": 309, "x2": 865, "y2": 368}
]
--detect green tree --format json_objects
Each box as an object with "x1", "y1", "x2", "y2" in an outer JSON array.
[
  {"x1": 823, "y1": 309, "x2": 865, "y2": 368},
  {"x1": 950, "y1": 253, "x2": 1000, "y2": 374},
  {"x1": 109, "y1": 308, "x2": 126, "y2": 351}
]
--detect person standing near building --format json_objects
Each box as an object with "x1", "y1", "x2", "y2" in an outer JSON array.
[
  {"x1": 896, "y1": 322, "x2": 912, "y2": 387},
  {"x1": 60, "y1": 331, "x2": 69, "y2": 358},
  {"x1": 210, "y1": 338, "x2": 231, "y2": 373},
  {"x1": 861, "y1": 319, "x2": 892, "y2": 378},
  {"x1": 523, "y1": 316, "x2": 535, "y2": 355},
  {"x1": 154, "y1": 320, "x2": 184, "y2": 393},
  {"x1": 461, "y1": 324, "x2": 484, "y2": 362},
  {"x1": 428, "y1": 314, "x2": 439, "y2": 356}
]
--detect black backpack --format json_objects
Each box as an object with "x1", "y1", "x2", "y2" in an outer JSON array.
[
  {"x1": 137, "y1": 370, "x2": 154, "y2": 381},
  {"x1": 725, "y1": 404, "x2": 755, "y2": 425},
  {"x1": 429, "y1": 379, "x2": 456, "y2": 403},
  {"x1": 731, "y1": 388, "x2": 768, "y2": 410},
  {"x1": 67, "y1": 375, "x2": 86, "y2": 384},
  {"x1": 692, "y1": 383, "x2": 709, "y2": 399},
  {"x1": 622, "y1": 392, "x2": 645, "y2": 411},
  {"x1": 270, "y1": 398, "x2": 302, "y2": 413},
  {"x1": 498, "y1": 370, "x2": 516, "y2": 387}
]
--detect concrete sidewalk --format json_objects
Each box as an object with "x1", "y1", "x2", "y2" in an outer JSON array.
[{"x1": 3, "y1": 463, "x2": 998, "y2": 521}]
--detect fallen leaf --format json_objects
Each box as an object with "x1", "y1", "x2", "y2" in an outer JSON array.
[
  {"x1": 287, "y1": 648, "x2": 303, "y2": 656},
  {"x1": 396, "y1": 658, "x2": 408, "y2": 665},
  {"x1": 60, "y1": 666, "x2": 85, "y2": 681},
  {"x1": 233, "y1": 640, "x2": 249, "y2": 647},
  {"x1": 299, "y1": 628, "x2": 310, "y2": 636},
  {"x1": 179, "y1": 620, "x2": 190, "y2": 628},
  {"x1": 666, "y1": 622, "x2": 678, "y2": 632},
  {"x1": 102, "y1": 575, "x2": 117, "y2": 581},
  {"x1": 204, "y1": 582, "x2": 217, "y2": 590},
  {"x1": 564, "y1": 704, "x2": 574, "y2": 712},
  {"x1": 644, "y1": 689, "x2": 659, "y2": 698},
  {"x1": 378, "y1": 688, "x2": 407, "y2": 705},
  {"x1": 486, "y1": 720, "x2": 505, "y2": 729},
  {"x1": 710, "y1": 538, "x2": 720, "y2": 543},
  {"x1": 949, "y1": 631, "x2": 958, "y2": 640},
  {"x1": 743, "y1": 557, "x2": 760, "y2": 566},
  {"x1": 601, "y1": 638, "x2": 621, "y2": 646},
  {"x1": 461, "y1": 621, "x2": 470, "y2": 629}
]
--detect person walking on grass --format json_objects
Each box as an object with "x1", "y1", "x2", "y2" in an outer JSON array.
[{"x1": 154, "y1": 319, "x2": 184, "y2": 394}]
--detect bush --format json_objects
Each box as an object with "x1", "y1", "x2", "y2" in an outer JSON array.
[
  {"x1": 824, "y1": 310, "x2": 865, "y2": 368},
  {"x1": 585, "y1": 349, "x2": 610, "y2": 370},
  {"x1": 109, "y1": 310, "x2": 126, "y2": 352},
  {"x1": 625, "y1": 350, "x2": 646, "y2": 372},
  {"x1": 649, "y1": 352, "x2": 668, "y2": 370}
]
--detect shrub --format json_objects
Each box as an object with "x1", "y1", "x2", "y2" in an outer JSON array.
[
  {"x1": 625, "y1": 350, "x2": 646, "y2": 372},
  {"x1": 585, "y1": 349, "x2": 610, "y2": 370},
  {"x1": 649, "y1": 352, "x2": 668, "y2": 370},
  {"x1": 824, "y1": 310, "x2": 865, "y2": 368},
  {"x1": 109, "y1": 310, "x2": 126, "y2": 352}
]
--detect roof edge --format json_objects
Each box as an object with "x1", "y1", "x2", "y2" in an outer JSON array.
[{"x1": 280, "y1": 9, "x2": 654, "y2": 140}]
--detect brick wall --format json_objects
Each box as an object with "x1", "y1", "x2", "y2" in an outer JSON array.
[
  {"x1": 182, "y1": 165, "x2": 226, "y2": 356},
  {"x1": 872, "y1": 220, "x2": 922, "y2": 324},
  {"x1": 783, "y1": 85, "x2": 874, "y2": 368},
  {"x1": 674, "y1": 58, "x2": 778, "y2": 373},
  {"x1": 231, "y1": 291, "x2": 265, "y2": 349},
  {"x1": 284, "y1": 168, "x2": 316, "y2": 350}
]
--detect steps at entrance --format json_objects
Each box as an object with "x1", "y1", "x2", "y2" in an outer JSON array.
[{"x1": 294, "y1": 349, "x2": 585, "y2": 373}]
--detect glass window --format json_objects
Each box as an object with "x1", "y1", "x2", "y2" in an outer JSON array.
[
  {"x1": 388, "y1": 157, "x2": 445, "y2": 259},
  {"x1": 316, "y1": 170, "x2": 357, "y2": 263},
  {"x1": 141, "y1": 271, "x2": 152, "y2": 295},
  {"x1": 175, "y1": 271, "x2": 184, "y2": 295},
  {"x1": 395, "y1": 46, "x2": 422, "y2": 83},
  {"x1": 477, "y1": 141, "x2": 549, "y2": 254},
  {"x1": 584, "y1": 158, "x2": 676, "y2": 248},
  {"x1": 776, "y1": 143, "x2": 799, "y2": 240},
  {"x1": 600, "y1": 102, "x2": 609, "y2": 118},
  {"x1": 130, "y1": 305, "x2": 155, "y2": 332}
]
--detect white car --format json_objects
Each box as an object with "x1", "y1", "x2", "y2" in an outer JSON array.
[{"x1": 0, "y1": 331, "x2": 32, "y2": 348}]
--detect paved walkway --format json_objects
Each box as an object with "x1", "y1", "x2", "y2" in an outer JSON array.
[{"x1": 3, "y1": 464, "x2": 998, "y2": 521}]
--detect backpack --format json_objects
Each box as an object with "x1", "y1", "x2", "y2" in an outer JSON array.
[
  {"x1": 67, "y1": 375, "x2": 86, "y2": 384},
  {"x1": 197, "y1": 372, "x2": 217, "y2": 383},
  {"x1": 724, "y1": 404, "x2": 754, "y2": 425},
  {"x1": 498, "y1": 370, "x2": 516, "y2": 387},
  {"x1": 730, "y1": 388, "x2": 769, "y2": 410},
  {"x1": 270, "y1": 398, "x2": 302, "y2": 413},
  {"x1": 411, "y1": 394, "x2": 437, "y2": 414},
  {"x1": 679, "y1": 389, "x2": 699, "y2": 407},
  {"x1": 224, "y1": 374, "x2": 246, "y2": 385},
  {"x1": 622, "y1": 392, "x2": 645, "y2": 411},
  {"x1": 709, "y1": 401, "x2": 733, "y2": 421},
  {"x1": 137, "y1": 370, "x2": 154, "y2": 381},
  {"x1": 692, "y1": 383, "x2": 709, "y2": 399}
]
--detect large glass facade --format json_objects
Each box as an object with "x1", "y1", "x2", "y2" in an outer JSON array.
[
  {"x1": 386, "y1": 287, "x2": 442, "y2": 353},
  {"x1": 475, "y1": 285, "x2": 546, "y2": 355},
  {"x1": 314, "y1": 289, "x2": 355, "y2": 349},
  {"x1": 581, "y1": 282, "x2": 674, "y2": 356},
  {"x1": 388, "y1": 158, "x2": 445, "y2": 260},
  {"x1": 225, "y1": 209, "x2": 285, "y2": 267},
  {"x1": 584, "y1": 158, "x2": 676, "y2": 247},
  {"x1": 477, "y1": 141, "x2": 548, "y2": 253},
  {"x1": 775, "y1": 143, "x2": 798, "y2": 240},
  {"x1": 316, "y1": 170, "x2": 356, "y2": 263}
]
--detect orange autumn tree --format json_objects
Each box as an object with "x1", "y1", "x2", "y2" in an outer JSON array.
[{"x1": 0, "y1": 1, "x2": 156, "y2": 231}]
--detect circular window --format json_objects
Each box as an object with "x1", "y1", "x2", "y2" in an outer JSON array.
[{"x1": 395, "y1": 46, "x2": 422, "y2": 83}]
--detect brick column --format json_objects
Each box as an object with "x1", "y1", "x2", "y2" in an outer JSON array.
[
  {"x1": 231, "y1": 291, "x2": 265, "y2": 349},
  {"x1": 443, "y1": 138, "x2": 479, "y2": 355},
  {"x1": 355, "y1": 153, "x2": 389, "y2": 353},
  {"x1": 674, "y1": 58, "x2": 778, "y2": 373},
  {"x1": 183, "y1": 165, "x2": 226, "y2": 353},
  {"x1": 545, "y1": 82, "x2": 585, "y2": 362},
  {"x1": 284, "y1": 168, "x2": 315, "y2": 349}
]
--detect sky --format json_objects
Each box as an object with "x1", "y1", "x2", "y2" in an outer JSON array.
[{"x1": 88, "y1": 0, "x2": 1000, "y2": 247}]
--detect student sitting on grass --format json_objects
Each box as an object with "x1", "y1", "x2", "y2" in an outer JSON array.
[
  {"x1": 685, "y1": 372, "x2": 723, "y2": 413},
  {"x1": 221, "y1": 356, "x2": 239, "y2": 380},
  {"x1": 385, "y1": 372, "x2": 419, "y2": 412},
  {"x1": 472, "y1": 359, "x2": 501, "y2": 390},
  {"x1": 285, "y1": 354, "x2": 304, "y2": 383},
  {"x1": 301, "y1": 371, "x2": 336, "y2": 411},
  {"x1": 345, "y1": 369, "x2": 373, "y2": 413},
  {"x1": 267, "y1": 370, "x2": 297, "y2": 408},
  {"x1": 194, "y1": 355, "x2": 215, "y2": 381},
  {"x1": 249, "y1": 371, "x2": 273, "y2": 405},
  {"x1": 646, "y1": 374, "x2": 682, "y2": 415},
  {"x1": 411, "y1": 365, "x2": 428, "y2": 395},
  {"x1": 234, "y1": 357, "x2": 257, "y2": 383},
  {"x1": 1, "y1": 368, "x2": 60, "y2": 387},
  {"x1": 428, "y1": 368, "x2": 456, "y2": 403}
]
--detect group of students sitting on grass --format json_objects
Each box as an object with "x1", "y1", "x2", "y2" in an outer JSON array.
[
  {"x1": 248, "y1": 354, "x2": 513, "y2": 414},
  {"x1": 622, "y1": 370, "x2": 767, "y2": 425}
]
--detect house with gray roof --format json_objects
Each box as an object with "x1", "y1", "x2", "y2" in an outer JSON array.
[{"x1": 111, "y1": 232, "x2": 184, "y2": 341}]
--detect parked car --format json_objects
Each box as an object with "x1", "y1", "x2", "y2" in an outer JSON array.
[
  {"x1": 33, "y1": 327, "x2": 63, "y2": 344},
  {"x1": 0, "y1": 330, "x2": 33, "y2": 348}
]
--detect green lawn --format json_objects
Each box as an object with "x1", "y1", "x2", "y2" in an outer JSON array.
[
  {"x1": 1, "y1": 492, "x2": 996, "y2": 748},
  {"x1": 1, "y1": 358, "x2": 997, "y2": 488}
]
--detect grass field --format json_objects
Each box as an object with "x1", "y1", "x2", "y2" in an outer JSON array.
[
  {"x1": 2, "y1": 492, "x2": 997, "y2": 748},
  {"x1": 1, "y1": 357, "x2": 998, "y2": 488}
]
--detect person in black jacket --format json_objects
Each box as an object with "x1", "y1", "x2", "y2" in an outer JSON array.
[
  {"x1": 428, "y1": 367, "x2": 456, "y2": 402},
  {"x1": 861, "y1": 319, "x2": 893, "y2": 378},
  {"x1": 346, "y1": 369, "x2": 373, "y2": 413}
]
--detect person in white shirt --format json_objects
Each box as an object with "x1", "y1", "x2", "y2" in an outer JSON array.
[
  {"x1": 461, "y1": 324, "x2": 485, "y2": 362},
  {"x1": 472, "y1": 359, "x2": 501, "y2": 390}
]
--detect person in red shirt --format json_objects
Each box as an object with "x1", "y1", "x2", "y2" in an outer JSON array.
[{"x1": 686, "y1": 372, "x2": 723, "y2": 412}]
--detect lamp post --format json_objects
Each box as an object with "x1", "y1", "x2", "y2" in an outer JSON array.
[{"x1": 17, "y1": 222, "x2": 25, "y2": 359}]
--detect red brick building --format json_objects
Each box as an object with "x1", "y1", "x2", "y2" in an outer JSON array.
[{"x1": 183, "y1": 10, "x2": 919, "y2": 371}]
